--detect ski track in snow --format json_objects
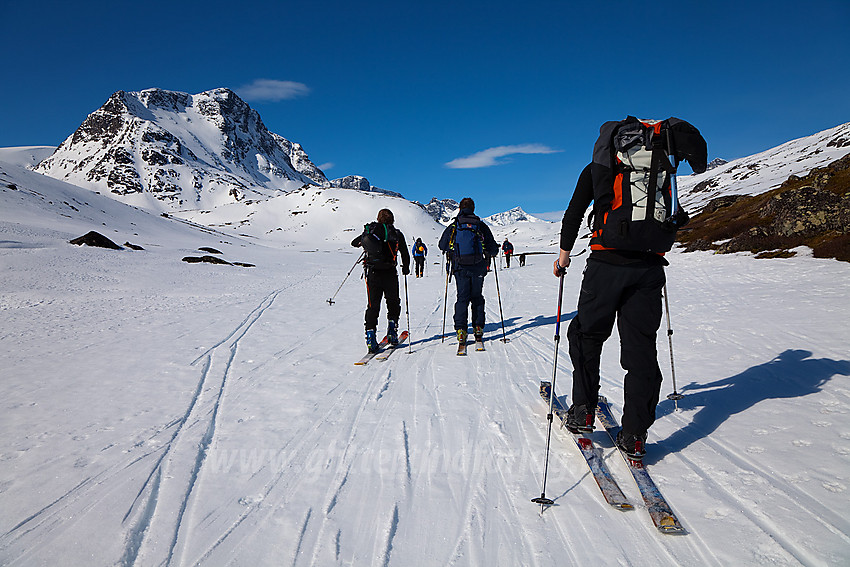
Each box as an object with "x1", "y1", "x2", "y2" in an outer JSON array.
[
  {"x1": 2, "y1": 236, "x2": 850, "y2": 565},
  {"x1": 123, "y1": 285, "x2": 295, "y2": 566}
]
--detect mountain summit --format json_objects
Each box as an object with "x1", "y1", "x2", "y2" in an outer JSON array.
[{"x1": 35, "y1": 88, "x2": 329, "y2": 211}]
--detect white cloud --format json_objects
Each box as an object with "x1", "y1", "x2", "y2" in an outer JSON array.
[
  {"x1": 236, "y1": 79, "x2": 310, "y2": 102},
  {"x1": 318, "y1": 162, "x2": 334, "y2": 171},
  {"x1": 445, "y1": 144, "x2": 561, "y2": 169}
]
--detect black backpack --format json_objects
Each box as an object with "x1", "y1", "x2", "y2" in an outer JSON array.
[
  {"x1": 361, "y1": 222, "x2": 399, "y2": 266},
  {"x1": 589, "y1": 116, "x2": 706, "y2": 254}
]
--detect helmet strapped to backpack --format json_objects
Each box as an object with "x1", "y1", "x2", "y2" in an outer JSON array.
[{"x1": 589, "y1": 116, "x2": 706, "y2": 254}]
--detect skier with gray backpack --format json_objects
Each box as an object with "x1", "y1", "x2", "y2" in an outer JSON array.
[{"x1": 553, "y1": 116, "x2": 707, "y2": 460}]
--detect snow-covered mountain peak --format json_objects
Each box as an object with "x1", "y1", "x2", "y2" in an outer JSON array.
[
  {"x1": 415, "y1": 197, "x2": 459, "y2": 225},
  {"x1": 34, "y1": 87, "x2": 329, "y2": 212},
  {"x1": 484, "y1": 206, "x2": 548, "y2": 226}
]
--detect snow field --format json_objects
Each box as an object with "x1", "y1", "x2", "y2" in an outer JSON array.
[{"x1": 2, "y1": 151, "x2": 850, "y2": 565}]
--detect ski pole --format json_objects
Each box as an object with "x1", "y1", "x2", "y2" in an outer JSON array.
[
  {"x1": 403, "y1": 273, "x2": 413, "y2": 354},
  {"x1": 663, "y1": 283, "x2": 683, "y2": 404},
  {"x1": 441, "y1": 254, "x2": 451, "y2": 342},
  {"x1": 532, "y1": 268, "x2": 566, "y2": 511},
  {"x1": 492, "y1": 259, "x2": 509, "y2": 343},
  {"x1": 327, "y1": 251, "x2": 365, "y2": 305}
]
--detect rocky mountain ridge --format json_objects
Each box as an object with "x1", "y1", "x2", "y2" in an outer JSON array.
[
  {"x1": 677, "y1": 121, "x2": 850, "y2": 213},
  {"x1": 33, "y1": 88, "x2": 402, "y2": 212}
]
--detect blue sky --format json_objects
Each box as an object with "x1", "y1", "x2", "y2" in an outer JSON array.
[{"x1": 1, "y1": 0, "x2": 848, "y2": 217}]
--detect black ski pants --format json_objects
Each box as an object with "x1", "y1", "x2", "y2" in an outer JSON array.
[
  {"x1": 453, "y1": 264, "x2": 487, "y2": 331},
  {"x1": 567, "y1": 258, "x2": 665, "y2": 435},
  {"x1": 414, "y1": 256, "x2": 425, "y2": 277},
  {"x1": 364, "y1": 267, "x2": 401, "y2": 331}
]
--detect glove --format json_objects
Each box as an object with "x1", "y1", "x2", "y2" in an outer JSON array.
[
  {"x1": 553, "y1": 259, "x2": 567, "y2": 277},
  {"x1": 402, "y1": 265, "x2": 410, "y2": 276}
]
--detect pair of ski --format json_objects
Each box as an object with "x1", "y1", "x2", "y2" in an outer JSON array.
[
  {"x1": 354, "y1": 331, "x2": 410, "y2": 365},
  {"x1": 457, "y1": 336, "x2": 484, "y2": 356},
  {"x1": 538, "y1": 381, "x2": 684, "y2": 534}
]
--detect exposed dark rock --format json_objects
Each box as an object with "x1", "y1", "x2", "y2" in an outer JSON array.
[
  {"x1": 69, "y1": 231, "x2": 123, "y2": 250},
  {"x1": 199, "y1": 247, "x2": 223, "y2": 254},
  {"x1": 182, "y1": 255, "x2": 232, "y2": 265},
  {"x1": 181, "y1": 255, "x2": 254, "y2": 267},
  {"x1": 124, "y1": 242, "x2": 144, "y2": 250}
]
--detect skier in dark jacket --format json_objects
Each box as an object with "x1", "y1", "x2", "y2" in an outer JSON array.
[
  {"x1": 555, "y1": 164, "x2": 666, "y2": 459},
  {"x1": 502, "y1": 238, "x2": 514, "y2": 268},
  {"x1": 554, "y1": 117, "x2": 703, "y2": 460},
  {"x1": 352, "y1": 208, "x2": 410, "y2": 352},
  {"x1": 438, "y1": 197, "x2": 500, "y2": 344},
  {"x1": 412, "y1": 238, "x2": 428, "y2": 278}
]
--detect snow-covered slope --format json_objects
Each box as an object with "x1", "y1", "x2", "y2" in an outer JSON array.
[
  {"x1": 33, "y1": 88, "x2": 328, "y2": 212},
  {"x1": 172, "y1": 185, "x2": 443, "y2": 248},
  {"x1": 2, "y1": 145, "x2": 849, "y2": 565},
  {"x1": 679, "y1": 121, "x2": 850, "y2": 212},
  {"x1": 3, "y1": 119, "x2": 850, "y2": 566}
]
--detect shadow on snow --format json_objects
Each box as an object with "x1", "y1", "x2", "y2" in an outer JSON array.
[{"x1": 651, "y1": 349, "x2": 850, "y2": 463}]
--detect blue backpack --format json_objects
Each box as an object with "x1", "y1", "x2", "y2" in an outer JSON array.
[{"x1": 451, "y1": 220, "x2": 485, "y2": 265}]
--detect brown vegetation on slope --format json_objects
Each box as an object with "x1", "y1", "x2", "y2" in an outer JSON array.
[{"x1": 678, "y1": 153, "x2": 850, "y2": 262}]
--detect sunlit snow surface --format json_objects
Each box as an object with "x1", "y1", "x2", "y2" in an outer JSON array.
[{"x1": 1, "y1": 144, "x2": 849, "y2": 565}]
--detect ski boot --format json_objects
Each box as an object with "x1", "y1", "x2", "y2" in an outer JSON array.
[
  {"x1": 456, "y1": 328, "x2": 468, "y2": 344},
  {"x1": 387, "y1": 320, "x2": 399, "y2": 345},
  {"x1": 473, "y1": 326, "x2": 484, "y2": 342},
  {"x1": 365, "y1": 329, "x2": 379, "y2": 354},
  {"x1": 616, "y1": 430, "x2": 647, "y2": 460},
  {"x1": 565, "y1": 404, "x2": 595, "y2": 434}
]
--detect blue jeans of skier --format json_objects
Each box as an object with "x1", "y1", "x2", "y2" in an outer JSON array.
[{"x1": 452, "y1": 264, "x2": 487, "y2": 331}]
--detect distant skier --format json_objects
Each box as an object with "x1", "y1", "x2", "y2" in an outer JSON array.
[
  {"x1": 519, "y1": 253, "x2": 526, "y2": 267},
  {"x1": 502, "y1": 238, "x2": 514, "y2": 268},
  {"x1": 352, "y1": 208, "x2": 411, "y2": 353},
  {"x1": 554, "y1": 117, "x2": 706, "y2": 460},
  {"x1": 439, "y1": 197, "x2": 500, "y2": 345},
  {"x1": 412, "y1": 238, "x2": 428, "y2": 278}
]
